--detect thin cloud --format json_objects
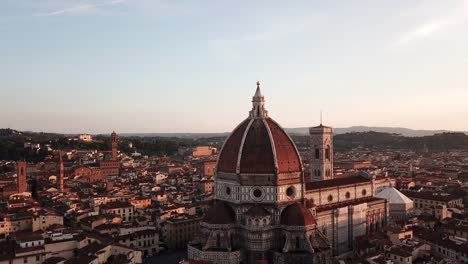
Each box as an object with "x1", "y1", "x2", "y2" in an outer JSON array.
[
  {"x1": 36, "y1": 0, "x2": 128, "y2": 17},
  {"x1": 394, "y1": 0, "x2": 468, "y2": 46},
  {"x1": 210, "y1": 18, "x2": 311, "y2": 60}
]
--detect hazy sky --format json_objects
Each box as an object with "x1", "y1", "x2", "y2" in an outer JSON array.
[{"x1": 1, "y1": 0, "x2": 467, "y2": 133}]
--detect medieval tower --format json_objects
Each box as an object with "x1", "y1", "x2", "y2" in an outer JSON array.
[
  {"x1": 111, "y1": 131, "x2": 118, "y2": 160},
  {"x1": 17, "y1": 161, "x2": 27, "y2": 193},
  {"x1": 309, "y1": 124, "x2": 334, "y2": 181}
]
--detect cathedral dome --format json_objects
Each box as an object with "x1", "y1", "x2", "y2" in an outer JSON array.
[
  {"x1": 280, "y1": 203, "x2": 316, "y2": 226},
  {"x1": 217, "y1": 82, "x2": 302, "y2": 176},
  {"x1": 203, "y1": 202, "x2": 236, "y2": 225}
]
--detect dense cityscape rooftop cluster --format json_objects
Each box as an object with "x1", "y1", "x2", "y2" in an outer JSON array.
[{"x1": 1, "y1": 85, "x2": 468, "y2": 264}]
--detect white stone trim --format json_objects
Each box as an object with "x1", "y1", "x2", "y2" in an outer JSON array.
[
  {"x1": 262, "y1": 118, "x2": 279, "y2": 173},
  {"x1": 235, "y1": 118, "x2": 254, "y2": 175},
  {"x1": 215, "y1": 118, "x2": 249, "y2": 176}
]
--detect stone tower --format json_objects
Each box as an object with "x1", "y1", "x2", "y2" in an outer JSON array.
[
  {"x1": 111, "y1": 131, "x2": 118, "y2": 160},
  {"x1": 309, "y1": 124, "x2": 334, "y2": 181},
  {"x1": 17, "y1": 161, "x2": 27, "y2": 193},
  {"x1": 58, "y1": 151, "x2": 64, "y2": 192}
]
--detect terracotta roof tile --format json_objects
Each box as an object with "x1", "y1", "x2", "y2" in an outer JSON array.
[
  {"x1": 217, "y1": 118, "x2": 302, "y2": 176},
  {"x1": 280, "y1": 203, "x2": 316, "y2": 226},
  {"x1": 266, "y1": 118, "x2": 301, "y2": 173},
  {"x1": 217, "y1": 119, "x2": 250, "y2": 173},
  {"x1": 239, "y1": 119, "x2": 275, "y2": 174},
  {"x1": 306, "y1": 175, "x2": 370, "y2": 190}
]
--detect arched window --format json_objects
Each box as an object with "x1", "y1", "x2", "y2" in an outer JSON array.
[
  {"x1": 327, "y1": 195, "x2": 333, "y2": 202},
  {"x1": 315, "y1": 148, "x2": 320, "y2": 160},
  {"x1": 325, "y1": 145, "x2": 330, "y2": 160},
  {"x1": 295, "y1": 237, "x2": 300, "y2": 249}
]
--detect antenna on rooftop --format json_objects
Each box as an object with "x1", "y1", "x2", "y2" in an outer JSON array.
[{"x1": 320, "y1": 110, "x2": 323, "y2": 125}]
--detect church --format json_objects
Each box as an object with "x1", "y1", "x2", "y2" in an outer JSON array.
[{"x1": 187, "y1": 82, "x2": 393, "y2": 264}]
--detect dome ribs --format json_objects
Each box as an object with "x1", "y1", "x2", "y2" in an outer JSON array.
[
  {"x1": 265, "y1": 118, "x2": 302, "y2": 174},
  {"x1": 217, "y1": 119, "x2": 250, "y2": 173},
  {"x1": 239, "y1": 119, "x2": 276, "y2": 174}
]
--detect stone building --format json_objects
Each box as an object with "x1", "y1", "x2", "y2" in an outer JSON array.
[
  {"x1": 310, "y1": 124, "x2": 334, "y2": 181},
  {"x1": 187, "y1": 83, "x2": 391, "y2": 263},
  {"x1": 376, "y1": 187, "x2": 413, "y2": 222},
  {"x1": 304, "y1": 176, "x2": 389, "y2": 255},
  {"x1": 188, "y1": 83, "x2": 333, "y2": 264},
  {"x1": 100, "y1": 131, "x2": 120, "y2": 177},
  {"x1": 100, "y1": 201, "x2": 134, "y2": 222},
  {"x1": 164, "y1": 215, "x2": 202, "y2": 250},
  {"x1": 0, "y1": 161, "x2": 28, "y2": 199}
]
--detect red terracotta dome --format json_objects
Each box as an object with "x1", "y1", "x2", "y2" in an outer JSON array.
[
  {"x1": 280, "y1": 203, "x2": 316, "y2": 226},
  {"x1": 217, "y1": 83, "x2": 302, "y2": 175},
  {"x1": 203, "y1": 202, "x2": 236, "y2": 225}
]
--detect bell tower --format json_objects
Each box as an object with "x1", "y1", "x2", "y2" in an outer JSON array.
[
  {"x1": 309, "y1": 123, "x2": 334, "y2": 181},
  {"x1": 111, "y1": 131, "x2": 118, "y2": 160},
  {"x1": 58, "y1": 151, "x2": 64, "y2": 192},
  {"x1": 17, "y1": 161, "x2": 27, "y2": 193}
]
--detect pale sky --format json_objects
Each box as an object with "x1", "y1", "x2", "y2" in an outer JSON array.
[{"x1": 1, "y1": 0, "x2": 467, "y2": 133}]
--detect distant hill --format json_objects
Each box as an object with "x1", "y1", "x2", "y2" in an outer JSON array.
[
  {"x1": 333, "y1": 131, "x2": 468, "y2": 151},
  {"x1": 119, "y1": 132, "x2": 230, "y2": 139},
  {"x1": 125, "y1": 126, "x2": 465, "y2": 138},
  {"x1": 2, "y1": 128, "x2": 468, "y2": 161},
  {"x1": 284, "y1": 126, "x2": 465, "y2": 137}
]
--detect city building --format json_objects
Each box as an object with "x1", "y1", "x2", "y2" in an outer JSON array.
[
  {"x1": 164, "y1": 215, "x2": 202, "y2": 250},
  {"x1": 310, "y1": 124, "x2": 334, "y2": 181},
  {"x1": 58, "y1": 151, "x2": 64, "y2": 192},
  {"x1": 402, "y1": 191, "x2": 464, "y2": 210},
  {"x1": 376, "y1": 187, "x2": 414, "y2": 221},
  {"x1": 188, "y1": 82, "x2": 333, "y2": 264},
  {"x1": 100, "y1": 131, "x2": 120, "y2": 177},
  {"x1": 79, "y1": 134, "x2": 93, "y2": 142},
  {"x1": 0, "y1": 161, "x2": 28, "y2": 199},
  {"x1": 100, "y1": 201, "x2": 134, "y2": 222},
  {"x1": 192, "y1": 146, "x2": 217, "y2": 157}
]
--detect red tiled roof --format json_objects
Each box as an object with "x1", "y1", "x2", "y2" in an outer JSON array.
[
  {"x1": 305, "y1": 175, "x2": 370, "y2": 190},
  {"x1": 280, "y1": 203, "x2": 316, "y2": 226},
  {"x1": 266, "y1": 119, "x2": 301, "y2": 173},
  {"x1": 315, "y1": 196, "x2": 385, "y2": 212},
  {"x1": 239, "y1": 119, "x2": 275, "y2": 173},
  {"x1": 217, "y1": 117, "x2": 302, "y2": 175},
  {"x1": 217, "y1": 119, "x2": 250, "y2": 173}
]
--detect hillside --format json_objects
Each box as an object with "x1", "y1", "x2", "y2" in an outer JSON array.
[
  {"x1": 284, "y1": 126, "x2": 464, "y2": 137},
  {"x1": 2, "y1": 128, "x2": 468, "y2": 161},
  {"x1": 333, "y1": 131, "x2": 468, "y2": 151}
]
